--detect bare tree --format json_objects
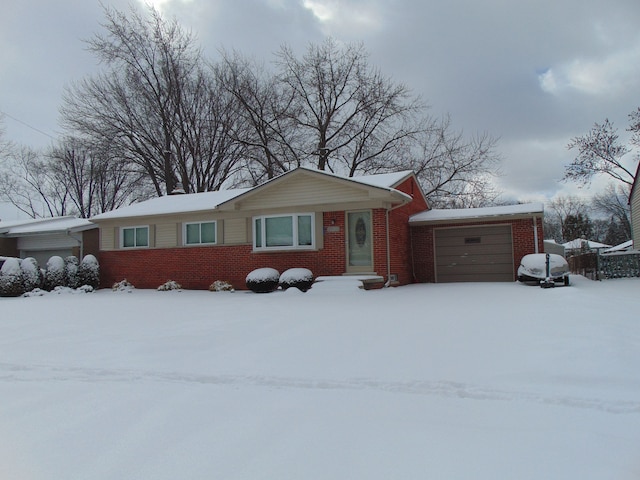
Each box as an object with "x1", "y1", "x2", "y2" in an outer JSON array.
[
  {"x1": 0, "y1": 147, "x2": 70, "y2": 218},
  {"x1": 47, "y1": 137, "x2": 149, "y2": 218},
  {"x1": 400, "y1": 116, "x2": 502, "y2": 207},
  {"x1": 0, "y1": 117, "x2": 11, "y2": 199},
  {"x1": 546, "y1": 195, "x2": 590, "y2": 243},
  {"x1": 61, "y1": 4, "x2": 243, "y2": 196},
  {"x1": 591, "y1": 183, "x2": 631, "y2": 240},
  {"x1": 59, "y1": 11, "x2": 502, "y2": 205},
  {"x1": 275, "y1": 38, "x2": 424, "y2": 175},
  {"x1": 217, "y1": 51, "x2": 301, "y2": 185},
  {"x1": 565, "y1": 110, "x2": 639, "y2": 186}
]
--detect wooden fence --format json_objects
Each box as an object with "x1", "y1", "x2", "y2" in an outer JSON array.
[{"x1": 568, "y1": 251, "x2": 640, "y2": 280}]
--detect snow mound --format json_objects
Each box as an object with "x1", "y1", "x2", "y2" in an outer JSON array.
[
  {"x1": 246, "y1": 268, "x2": 280, "y2": 283},
  {"x1": 23, "y1": 288, "x2": 47, "y2": 297},
  {"x1": 157, "y1": 280, "x2": 182, "y2": 291},
  {"x1": 209, "y1": 280, "x2": 234, "y2": 292},
  {"x1": 21, "y1": 257, "x2": 43, "y2": 292},
  {"x1": 45, "y1": 256, "x2": 66, "y2": 291},
  {"x1": 112, "y1": 279, "x2": 135, "y2": 293},
  {"x1": 0, "y1": 257, "x2": 21, "y2": 276},
  {"x1": 0, "y1": 258, "x2": 23, "y2": 297},
  {"x1": 246, "y1": 268, "x2": 280, "y2": 293},
  {"x1": 280, "y1": 268, "x2": 313, "y2": 283},
  {"x1": 279, "y1": 268, "x2": 314, "y2": 292}
]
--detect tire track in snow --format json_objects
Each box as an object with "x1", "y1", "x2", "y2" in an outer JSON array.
[{"x1": 1, "y1": 362, "x2": 639, "y2": 415}]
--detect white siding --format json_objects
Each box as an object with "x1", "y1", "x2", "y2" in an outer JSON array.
[
  {"x1": 632, "y1": 188, "x2": 640, "y2": 247},
  {"x1": 101, "y1": 227, "x2": 116, "y2": 251},
  {"x1": 237, "y1": 175, "x2": 374, "y2": 210},
  {"x1": 223, "y1": 218, "x2": 248, "y2": 244},
  {"x1": 156, "y1": 223, "x2": 178, "y2": 248}
]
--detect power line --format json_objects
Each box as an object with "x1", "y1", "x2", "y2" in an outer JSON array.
[{"x1": 0, "y1": 108, "x2": 57, "y2": 141}]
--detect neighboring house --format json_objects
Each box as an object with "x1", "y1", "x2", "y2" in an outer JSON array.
[
  {"x1": 91, "y1": 167, "x2": 544, "y2": 289},
  {"x1": 409, "y1": 203, "x2": 544, "y2": 283},
  {"x1": 562, "y1": 238, "x2": 612, "y2": 256},
  {"x1": 543, "y1": 239, "x2": 566, "y2": 257},
  {"x1": 0, "y1": 216, "x2": 99, "y2": 266},
  {"x1": 602, "y1": 240, "x2": 634, "y2": 254},
  {"x1": 630, "y1": 163, "x2": 640, "y2": 249}
]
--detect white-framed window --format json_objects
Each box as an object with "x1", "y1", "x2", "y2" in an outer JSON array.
[
  {"x1": 121, "y1": 226, "x2": 149, "y2": 248},
  {"x1": 184, "y1": 221, "x2": 217, "y2": 245},
  {"x1": 253, "y1": 213, "x2": 315, "y2": 250}
]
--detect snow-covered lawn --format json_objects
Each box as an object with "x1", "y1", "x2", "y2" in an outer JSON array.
[{"x1": 1, "y1": 276, "x2": 639, "y2": 479}]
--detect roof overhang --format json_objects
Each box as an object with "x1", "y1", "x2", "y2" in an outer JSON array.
[{"x1": 410, "y1": 203, "x2": 544, "y2": 226}]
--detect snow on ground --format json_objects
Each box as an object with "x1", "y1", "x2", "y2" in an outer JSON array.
[{"x1": 1, "y1": 276, "x2": 639, "y2": 479}]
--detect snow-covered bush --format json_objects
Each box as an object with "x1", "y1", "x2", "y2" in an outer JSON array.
[
  {"x1": 112, "y1": 279, "x2": 134, "y2": 292},
  {"x1": 209, "y1": 280, "x2": 234, "y2": 292},
  {"x1": 44, "y1": 256, "x2": 65, "y2": 291},
  {"x1": 246, "y1": 268, "x2": 280, "y2": 293},
  {"x1": 23, "y1": 288, "x2": 47, "y2": 297},
  {"x1": 0, "y1": 258, "x2": 24, "y2": 297},
  {"x1": 78, "y1": 254, "x2": 100, "y2": 289},
  {"x1": 279, "y1": 268, "x2": 314, "y2": 292},
  {"x1": 21, "y1": 257, "x2": 43, "y2": 292},
  {"x1": 64, "y1": 256, "x2": 80, "y2": 289},
  {"x1": 157, "y1": 280, "x2": 182, "y2": 291}
]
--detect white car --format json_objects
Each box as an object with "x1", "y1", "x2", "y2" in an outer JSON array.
[{"x1": 517, "y1": 253, "x2": 570, "y2": 287}]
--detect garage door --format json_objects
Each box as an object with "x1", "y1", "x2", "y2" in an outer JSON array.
[
  {"x1": 435, "y1": 225, "x2": 514, "y2": 282},
  {"x1": 22, "y1": 249, "x2": 73, "y2": 268}
]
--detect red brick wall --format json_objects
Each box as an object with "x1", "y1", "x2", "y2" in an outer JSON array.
[
  {"x1": 410, "y1": 217, "x2": 544, "y2": 283},
  {"x1": 411, "y1": 224, "x2": 435, "y2": 283},
  {"x1": 386, "y1": 176, "x2": 430, "y2": 284},
  {"x1": 97, "y1": 176, "x2": 431, "y2": 290},
  {"x1": 99, "y1": 211, "x2": 349, "y2": 290}
]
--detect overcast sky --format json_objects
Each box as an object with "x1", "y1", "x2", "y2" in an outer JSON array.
[{"x1": 2, "y1": 0, "x2": 639, "y2": 219}]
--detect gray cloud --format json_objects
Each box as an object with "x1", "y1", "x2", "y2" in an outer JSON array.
[{"x1": 1, "y1": 0, "x2": 639, "y2": 209}]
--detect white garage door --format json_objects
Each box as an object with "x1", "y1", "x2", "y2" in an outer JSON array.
[
  {"x1": 435, "y1": 225, "x2": 514, "y2": 282},
  {"x1": 22, "y1": 249, "x2": 73, "y2": 268}
]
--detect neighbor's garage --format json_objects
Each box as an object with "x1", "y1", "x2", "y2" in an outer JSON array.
[
  {"x1": 409, "y1": 203, "x2": 545, "y2": 284},
  {"x1": 434, "y1": 225, "x2": 513, "y2": 282}
]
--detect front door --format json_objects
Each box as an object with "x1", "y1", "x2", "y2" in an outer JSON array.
[{"x1": 346, "y1": 210, "x2": 373, "y2": 273}]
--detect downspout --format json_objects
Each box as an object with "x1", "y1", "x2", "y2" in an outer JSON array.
[
  {"x1": 385, "y1": 209, "x2": 391, "y2": 287},
  {"x1": 67, "y1": 231, "x2": 84, "y2": 259},
  {"x1": 384, "y1": 202, "x2": 407, "y2": 287},
  {"x1": 533, "y1": 215, "x2": 539, "y2": 254}
]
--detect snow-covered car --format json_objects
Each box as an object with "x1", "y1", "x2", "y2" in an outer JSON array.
[{"x1": 517, "y1": 253, "x2": 570, "y2": 287}]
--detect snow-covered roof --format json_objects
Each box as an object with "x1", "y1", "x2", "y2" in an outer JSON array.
[
  {"x1": 562, "y1": 239, "x2": 612, "y2": 250},
  {"x1": 602, "y1": 240, "x2": 634, "y2": 253},
  {"x1": 410, "y1": 203, "x2": 544, "y2": 223},
  {"x1": 91, "y1": 188, "x2": 251, "y2": 221},
  {"x1": 91, "y1": 168, "x2": 416, "y2": 221},
  {"x1": 350, "y1": 170, "x2": 414, "y2": 189},
  {"x1": 0, "y1": 217, "x2": 51, "y2": 233},
  {"x1": 1, "y1": 216, "x2": 95, "y2": 236}
]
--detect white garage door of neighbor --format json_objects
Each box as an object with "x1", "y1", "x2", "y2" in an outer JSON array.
[
  {"x1": 22, "y1": 249, "x2": 73, "y2": 267},
  {"x1": 434, "y1": 225, "x2": 514, "y2": 282}
]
